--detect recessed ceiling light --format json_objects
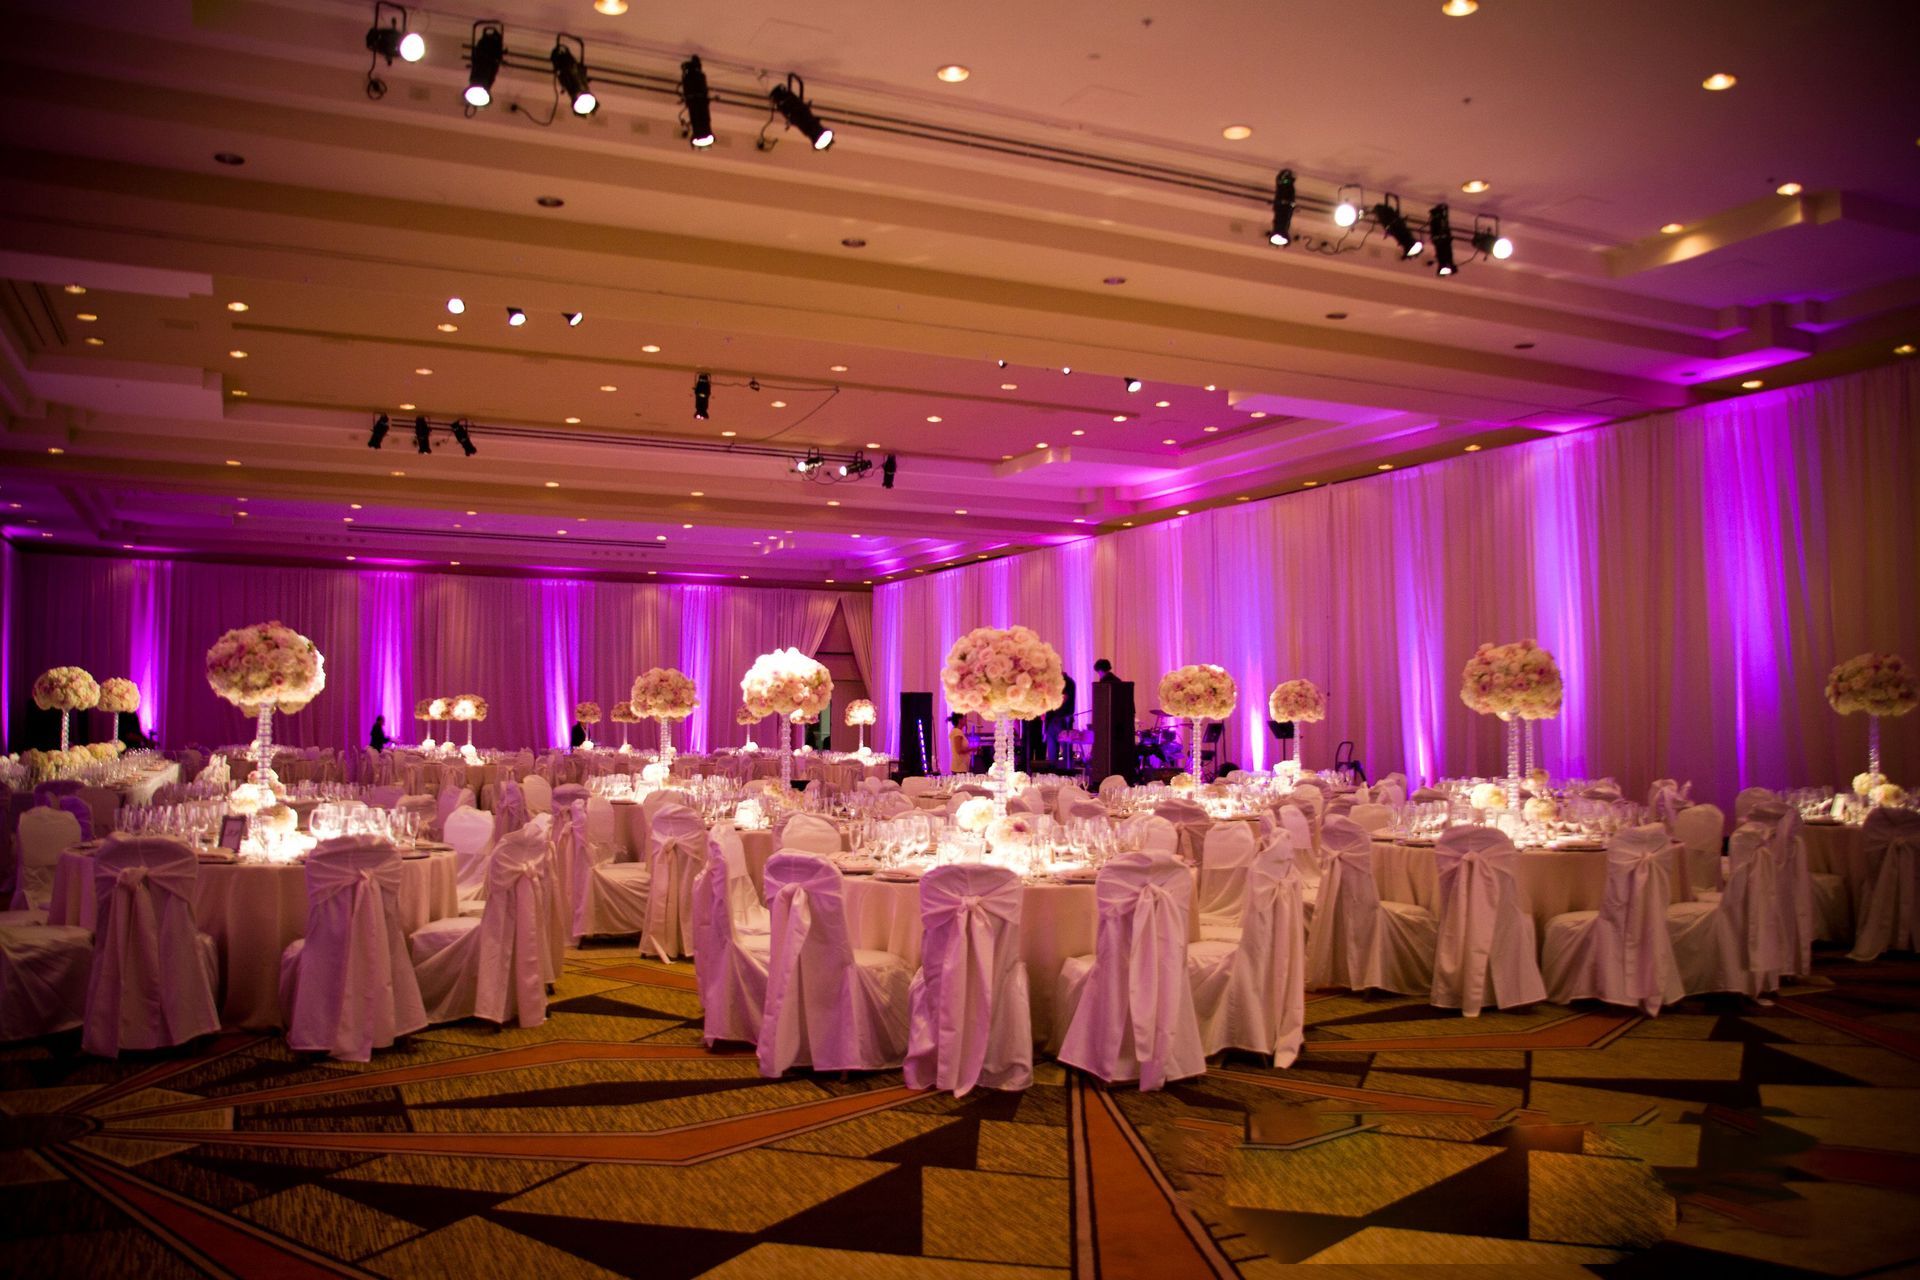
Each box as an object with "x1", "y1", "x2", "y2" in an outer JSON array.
[
  {"x1": 827, "y1": 500, "x2": 841, "y2": 507},
  {"x1": 75, "y1": 312, "x2": 97, "y2": 322},
  {"x1": 599, "y1": 384, "x2": 617, "y2": 392},
  {"x1": 1376, "y1": 463, "x2": 1394, "y2": 471},
  {"x1": 829, "y1": 364, "x2": 848, "y2": 372},
  {"x1": 545, "y1": 480, "x2": 560, "y2": 488},
  {"x1": 1740, "y1": 378, "x2": 1765, "y2": 389},
  {"x1": 936, "y1": 64, "x2": 970, "y2": 83},
  {"x1": 594, "y1": 0, "x2": 628, "y2": 14},
  {"x1": 1000, "y1": 383, "x2": 1018, "y2": 391},
  {"x1": 437, "y1": 323, "x2": 458, "y2": 332},
  {"x1": 415, "y1": 367, "x2": 433, "y2": 376},
  {"x1": 1122, "y1": 521, "x2": 1134, "y2": 527},
  {"x1": 1896, "y1": 343, "x2": 1916, "y2": 356},
  {"x1": 926, "y1": 415, "x2": 942, "y2": 423},
  {"x1": 1221, "y1": 124, "x2": 1253, "y2": 141},
  {"x1": 1154, "y1": 400, "x2": 1170, "y2": 408},
  {"x1": 46, "y1": 446, "x2": 64, "y2": 455},
  {"x1": 63, "y1": 284, "x2": 86, "y2": 295},
  {"x1": 690, "y1": 490, "x2": 705, "y2": 496},
  {"x1": 954, "y1": 508, "x2": 968, "y2": 515},
  {"x1": 771, "y1": 400, "x2": 787, "y2": 408},
  {"x1": 1161, "y1": 438, "x2": 1176, "y2": 445},
  {"x1": 1702, "y1": 72, "x2": 1737, "y2": 91},
  {"x1": 466, "y1": 509, "x2": 478, "y2": 515},
  {"x1": 84, "y1": 336, "x2": 104, "y2": 346},
  {"x1": 230, "y1": 388, "x2": 246, "y2": 396},
  {"x1": 343, "y1": 516, "x2": 354, "y2": 523},
  {"x1": 641, "y1": 344, "x2": 660, "y2": 353},
  {"x1": 557, "y1": 529, "x2": 567, "y2": 535},
  {"x1": 682, "y1": 523, "x2": 693, "y2": 529},
  {"x1": 398, "y1": 402, "x2": 416, "y2": 411},
  {"x1": 1661, "y1": 222, "x2": 1685, "y2": 234},
  {"x1": 1176, "y1": 508, "x2": 1190, "y2": 516},
  {"x1": 390, "y1": 469, "x2": 405, "y2": 476},
  {"x1": 564, "y1": 416, "x2": 581, "y2": 424},
  {"x1": 864, "y1": 443, "x2": 880, "y2": 450},
  {"x1": 1460, "y1": 178, "x2": 1490, "y2": 194},
  {"x1": 1111, "y1": 415, "x2": 1127, "y2": 423},
  {"x1": 720, "y1": 430, "x2": 737, "y2": 437},
  {"x1": 1250, "y1": 411, "x2": 1268, "y2": 419},
  {"x1": 1441, "y1": 0, "x2": 1478, "y2": 13},
  {"x1": 1203, "y1": 425, "x2": 1219, "y2": 433},
  {"x1": 740, "y1": 575, "x2": 749, "y2": 580},
  {"x1": 1776, "y1": 181, "x2": 1803, "y2": 197},
  {"x1": 350, "y1": 503, "x2": 363, "y2": 509},
  {"x1": 1204, "y1": 384, "x2": 1217, "y2": 391},
  {"x1": 226, "y1": 301, "x2": 248, "y2": 312},
  {"x1": 1071, "y1": 429, "x2": 1086, "y2": 436},
  {"x1": 655, "y1": 535, "x2": 667, "y2": 542},
  {"x1": 1072, "y1": 517, "x2": 1087, "y2": 523},
  {"x1": 1464, "y1": 444, "x2": 1482, "y2": 452},
  {"x1": 446, "y1": 298, "x2": 465, "y2": 315},
  {"x1": 1303, "y1": 480, "x2": 1319, "y2": 487},
  {"x1": 1035, "y1": 441, "x2": 1048, "y2": 448}
]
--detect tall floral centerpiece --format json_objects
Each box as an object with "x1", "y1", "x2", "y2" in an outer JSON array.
[
  {"x1": 1460, "y1": 640, "x2": 1562, "y2": 808},
  {"x1": 1827, "y1": 652, "x2": 1917, "y2": 801},
  {"x1": 33, "y1": 667, "x2": 99, "y2": 751},
  {"x1": 611, "y1": 699, "x2": 642, "y2": 750},
  {"x1": 450, "y1": 694, "x2": 488, "y2": 749},
  {"x1": 205, "y1": 621, "x2": 326, "y2": 809},
  {"x1": 574, "y1": 700, "x2": 603, "y2": 750},
  {"x1": 97, "y1": 676, "x2": 141, "y2": 745},
  {"x1": 1267, "y1": 678, "x2": 1326, "y2": 772},
  {"x1": 941, "y1": 626, "x2": 1065, "y2": 816},
  {"x1": 742, "y1": 648, "x2": 833, "y2": 790},
  {"x1": 413, "y1": 697, "x2": 437, "y2": 749},
  {"x1": 735, "y1": 703, "x2": 762, "y2": 750},
  {"x1": 1159, "y1": 664, "x2": 1238, "y2": 782},
  {"x1": 632, "y1": 667, "x2": 699, "y2": 772},
  {"x1": 845, "y1": 698, "x2": 877, "y2": 753}
]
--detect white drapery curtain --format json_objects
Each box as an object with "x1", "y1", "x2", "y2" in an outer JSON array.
[{"x1": 875, "y1": 362, "x2": 1920, "y2": 804}]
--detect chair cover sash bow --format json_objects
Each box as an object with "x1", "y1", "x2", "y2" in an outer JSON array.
[{"x1": 909, "y1": 866, "x2": 1025, "y2": 1095}]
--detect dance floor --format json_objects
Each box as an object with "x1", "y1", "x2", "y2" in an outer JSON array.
[{"x1": 5, "y1": 947, "x2": 1918, "y2": 1278}]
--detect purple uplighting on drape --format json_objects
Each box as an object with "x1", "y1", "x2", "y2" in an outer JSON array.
[
  {"x1": 541, "y1": 580, "x2": 583, "y2": 750},
  {"x1": 128, "y1": 560, "x2": 172, "y2": 739},
  {"x1": 680, "y1": 585, "x2": 715, "y2": 753},
  {"x1": 358, "y1": 571, "x2": 411, "y2": 749}
]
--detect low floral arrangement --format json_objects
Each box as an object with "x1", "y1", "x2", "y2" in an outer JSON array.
[
  {"x1": 641, "y1": 761, "x2": 671, "y2": 786},
  {"x1": 257, "y1": 804, "x2": 298, "y2": 836},
  {"x1": 954, "y1": 796, "x2": 995, "y2": 833},
  {"x1": 33, "y1": 666, "x2": 100, "y2": 712},
  {"x1": 1170, "y1": 771, "x2": 1196, "y2": 789},
  {"x1": 739, "y1": 740, "x2": 759, "y2": 753},
  {"x1": 86, "y1": 741, "x2": 124, "y2": 762},
  {"x1": 735, "y1": 703, "x2": 761, "y2": 726},
  {"x1": 23, "y1": 746, "x2": 95, "y2": 779},
  {"x1": 1460, "y1": 639, "x2": 1562, "y2": 720},
  {"x1": 1872, "y1": 782, "x2": 1907, "y2": 807},
  {"x1": 941, "y1": 626, "x2": 1065, "y2": 721},
  {"x1": 987, "y1": 812, "x2": 1040, "y2": 848},
  {"x1": 740, "y1": 649, "x2": 832, "y2": 719},
  {"x1": 1160, "y1": 664, "x2": 1238, "y2": 721},
  {"x1": 1826, "y1": 652, "x2": 1918, "y2": 717},
  {"x1": 459, "y1": 742, "x2": 481, "y2": 764},
  {"x1": 450, "y1": 694, "x2": 488, "y2": 722},
  {"x1": 1855, "y1": 771, "x2": 1889, "y2": 797},
  {"x1": 96, "y1": 677, "x2": 141, "y2": 714},
  {"x1": 227, "y1": 781, "x2": 277, "y2": 815},
  {"x1": 612, "y1": 700, "x2": 643, "y2": 724},
  {"x1": 1524, "y1": 796, "x2": 1559, "y2": 823},
  {"x1": 1470, "y1": 782, "x2": 1509, "y2": 810},
  {"x1": 633, "y1": 667, "x2": 699, "y2": 720},
  {"x1": 206, "y1": 622, "x2": 325, "y2": 713},
  {"x1": 845, "y1": 699, "x2": 877, "y2": 727},
  {"x1": 1527, "y1": 767, "x2": 1551, "y2": 792},
  {"x1": 1267, "y1": 678, "x2": 1325, "y2": 724},
  {"x1": 575, "y1": 701, "x2": 604, "y2": 724}
]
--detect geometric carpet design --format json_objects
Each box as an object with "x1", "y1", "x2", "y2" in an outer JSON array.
[{"x1": 4, "y1": 946, "x2": 1919, "y2": 1277}]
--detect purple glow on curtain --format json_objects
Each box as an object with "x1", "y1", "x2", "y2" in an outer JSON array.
[
  {"x1": 127, "y1": 560, "x2": 172, "y2": 739},
  {"x1": 1527, "y1": 442, "x2": 1592, "y2": 778},
  {"x1": 358, "y1": 571, "x2": 412, "y2": 749},
  {"x1": 541, "y1": 580, "x2": 583, "y2": 750},
  {"x1": 873, "y1": 583, "x2": 904, "y2": 756},
  {"x1": 680, "y1": 585, "x2": 714, "y2": 753}
]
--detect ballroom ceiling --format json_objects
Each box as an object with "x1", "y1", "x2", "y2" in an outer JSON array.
[{"x1": 1, "y1": 0, "x2": 1916, "y2": 584}]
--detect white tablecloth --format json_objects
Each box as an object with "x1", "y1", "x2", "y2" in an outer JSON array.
[
  {"x1": 75, "y1": 761, "x2": 182, "y2": 835},
  {"x1": 47, "y1": 844, "x2": 459, "y2": 1029},
  {"x1": 1803, "y1": 821, "x2": 1868, "y2": 908},
  {"x1": 1370, "y1": 837, "x2": 1693, "y2": 939}
]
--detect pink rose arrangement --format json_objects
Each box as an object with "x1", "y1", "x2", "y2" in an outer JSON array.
[
  {"x1": 575, "y1": 700, "x2": 604, "y2": 724},
  {"x1": 97, "y1": 676, "x2": 141, "y2": 715},
  {"x1": 735, "y1": 703, "x2": 762, "y2": 726},
  {"x1": 941, "y1": 626, "x2": 1065, "y2": 721},
  {"x1": 1159, "y1": 663, "x2": 1238, "y2": 721},
  {"x1": 1267, "y1": 678, "x2": 1325, "y2": 723},
  {"x1": 33, "y1": 666, "x2": 100, "y2": 712},
  {"x1": 1826, "y1": 653, "x2": 1918, "y2": 717},
  {"x1": 632, "y1": 667, "x2": 699, "y2": 720},
  {"x1": 740, "y1": 649, "x2": 832, "y2": 719},
  {"x1": 413, "y1": 698, "x2": 437, "y2": 721},
  {"x1": 844, "y1": 698, "x2": 877, "y2": 727},
  {"x1": 205, "y1": 622, "x2": 325, "y2": 714},
  {"x1": 450, "y1": 694, "x2": 489, "y2": 721},
  {"x1": 427, "y1": 697, "x2": 451, "y2": 720},
  {"x1": 612, "y1": 700, "x2": 644, "y2": 724},
  {"x1": 1459, "y1": 639, "x2": 1562, "y2": 719}
]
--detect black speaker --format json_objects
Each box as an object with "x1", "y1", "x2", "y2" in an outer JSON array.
[
  {"x1": 1090, "y1": 679, "x2": 1136, "y2": 784},
  {"x1": 898, "y1": 692, "x2": 934, "y2": 776}
]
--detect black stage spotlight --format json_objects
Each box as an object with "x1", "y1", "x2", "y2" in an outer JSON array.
[
  {"x1": 1373, "y1": 197, "x2": 1423, "y2": 259},
  {"x1": 366, "y1": 2, "x2": 424, "y2": 64},
  {"x1": 681, "y1": 56, "x2": 714, "y2": 148},
  {"x1": 551, "y1": 36, "x2": 596, "y2": 115},
  {"x1": 1429, "y1": 203, "x2": 1456, "y2": 276},
  {"x1": 464, "y1": 22, "x2": 505, "y2": 109},
  {"x1": 794, "y1": 449, "x2": 825, "y2": 475},
  {"x1": 1268, "y1": 168, "x2": 1296, "y2": 247},
  {"x1": 413, "y1": 415, "x2": 433, "y2": 454},
  {"x1": 881, "y1": 453, "x2": 897, "y2": 489},
  {"x1": 506, "y1": 307, "x2": 526, "y2": 326},
  {"x1": 564, "y1": 312, "x2": 583, "y2": 326},
  {"x1": 1471, "y1": 215, "x2": 1514, "y2": 260},
  {"x1": 450, "y1": 418, "x2": 477, "y2": 456},
  {"x1": 838, "y1": 452, "x2": 872, "y2": 478},
  {"x1": 1124, "y1": 376, "x2": 1143, "y2": 393},
  {"x1": 693, "y1": 372, "x2": 711, "y2": 420},
  {"x1": 368, "y1": 414, "x2": 390, "y2": 449},
  {"x1": 769, "y1": 75, "x2": 833, "y2": 150}
]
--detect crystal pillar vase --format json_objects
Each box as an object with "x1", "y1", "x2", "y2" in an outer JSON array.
[
  {"x1": 1504, "y1": 715, "x2": 1521, "y2": 810},
  {"x1": 659, "y1": 718, "x2": 676, "y2": 772},
  {"x1": 1523, "y1": 718, "x2": 1536, "y2": 781},
  {"x1": 1292, "y1": 725, "x2": 1303, "y2": 771},
  {"x1": 252, "y1": 703, "x2": 280, "y2": 791},
  {"x1": 59, "y1": 710, "x2": 70, "y2": 751},
  {"x1": 1868, "y1": 715, "x2": 1882, "y2": 798},
  {"x1": 857, "y1": 724, "x2": 866, "y2": 753},
  {"x1": 465, "y1": 720, "x2": 475, "y2": 749},
  {"x1": 781, "y1": 717, "x2": 798, "y2": 791},
  {"x1": 992, "y1": 717, "x2": 1013, "y2": 818}
]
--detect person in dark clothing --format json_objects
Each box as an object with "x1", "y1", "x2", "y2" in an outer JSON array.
[
  {"x1": 369, "y1": 715, "x2": 390, "y2": 751},
  {"x1": 569, "y1": 721, "x2": 588, "y2": 749},
  {"x1": 1044, "y1": 672, "x2": 1077, "y2": 767},
  {"x1": 118, "y1": 715, "x2": 156, "y2": 750},
  {"x1": 1094, "y1": 658, "x2": 1119, "y2": 683}
]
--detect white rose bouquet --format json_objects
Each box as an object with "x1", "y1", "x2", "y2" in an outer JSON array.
[
  {"x1": 33, "y1": 666, "x2": 100, "y2": 712},
  {"x1": 1871, "y1": 782, "x2": 1907, "y2": 807},
  {"x1": 1460, "y1": 639, "x2": 1562, "y2": 719},
  {"x1": 735, "y1": 703, "x2": 761, "y2": 726},
  {"x1": 427, "y1": 696, "x2": 451, "y2": 720},
  {"x1": 1470, "y1": 782, "x2": 1509, "y2": 810},
  {"x1": 206, "y1": 622, "x2": 325, "y2": 713},
  {"x1": 632, "y1": 667, "x2": 700, "y2": 720},
  {"x1": 954, "y1": 796, "x2": 995, "y2": 833},
  {"x1": 844, "y1": 699, "x2": 877, "y2": 727},
  {"x1": 1826, "y1": 653, "x2": 1918, "y2": 717},
  {"x1": 450, "y1": 694, "x2": 488, "y2": 721},
  {"x1": 1267, "y1": 678, "x2": 1325, "y2": 723},
  {"x1": 575, "y1": 700, "x2": 604, "y2": 724},
  {"x1": 1855, "y1": 771, "x2": 1888, "y2": 797},
  {"x1": 740, "y1": 649, "x2": 831, "y2": 719},
  {"x1": 612, "y1": 700, "x2": 644, "y2": 724},
  {"x1": 941, "y1": 626, "x2": 1065, "y2": 721},
  {"x1": 1159, "y1": 664, "x2": 1238, "y2": 721},
  {"x1": 96, "y1": 677, "x2": 141, "y2": 714}
]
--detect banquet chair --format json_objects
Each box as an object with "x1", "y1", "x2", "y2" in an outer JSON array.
[
  {"x1": 1732, "y1": 787, "x2": 1779, "y2": 824},
  {"x1": 552, "y1": 782, "x2": 589, "y2": 812},
  {"x1": 1748, "y1": 802, "x2": 1834, "y2": 959},
  {"x1": 521, "y1": 774, "x2": 553, "y2": 816},
  {"x1": 1130, "y1": 814, "x2": 1180, "y2": 858},
  {"x1": 1065, "y1": 799, "x2": 1109, "y2": 823},
  {"x1": 1670, "y1": 819, "x2": 1794, "y2": 998},
  {"x1": 874, "y1": 793, "x2": 916, "y2": 818},
  {"x1": 411, "y1": 822, "x2": 552, "y2": 1028},
  {"x1": 1374, "y1": 781, "x2": 1406, "y2": 808},
  {"x1": 641, "y1": 789, "x2": 691, "y2": 821},
  {"x1": 584, "y1": 844, "x2": 653, "y2": 939},
  {"x1": 1052, "y1": 786, "x2": 1093, "y2": 823},
  {"x1": 695, "y1": 824, "x2": 772, "y2": 1047},
  {"x1": 1287, "y1": 786, "x2": 1325, "y2": 823},
  {"x1": 1010, "y1": 787, "x2": 1047, "y2": 814},
  {"x1": 1379, "y1": 772, "x2": 1408, "y2": 792},
  {"x1": 781, "y1": 813, "x2": 842, "y2": 857},
  {"x1": 1648, "y1": 779, "x2": 1693, "y2": 825},
  {"x1": 431, "y1": 784, "x2": 473, "y2": 840},
  {"x1": 1275, "y1": 805, "x2": 1319, "y2": 885},
  {"x1": 550, "y1": 801, "x2": 592, "y2": 945},
  {"x1": 1411, "y1": 786, "x2": 1450, "y2": 804},
  {"x1": 279, "y1": 836, "x2": 429, "y2": 1060},
  {"x1": 900, "y1": 776, "x2": 933, "y2": 799},
  {"x1": 757, "y1": 852, "x2": 912, "y2": 1075},
  {"x1": 1849, "y1": 807, "x2": 1920, "y2": 962},
  {"x1": 1097, "y1": 775, "x2": 1128, "y2": 802},
  {"x1": 366, "y1": 785, "x2": 405, "y2": 808},
  {"x1": 11, "y1": 807, "x2": 83, "y2": 913},
  {"x1": 48, "y1": 796, "x2": 95, "y2": 842},
  {"x1": 0, "y1": 916, "x2": 92, "y2": 1041},
  {"x1": 1054, "y1": 851, "x2": 1206, "y2": 1090},
  {"x1": 33, "y1": 779, "x2": 86, "y2": 803},
  {"x1": 1428, "y1": 826, "x2": 1546, "y2": 1016},
  {"x1": 443, "y1": 806, "x2": 496, "y2": 904},
  {"x1": 1196, "y1": 821, "x2": 1258, "y2": 939},
  {"x1": 1349, "y1": 803, "x2": 1394, "y2": 835},
  {"x1": 1540, "y1": 825, "x2": 1684, "y2": 1015},
  {"x1": 1671, "y1": 804, "x2": 1726, "y2": 893},
  {"x1": 82, "y1": 837, "x2": 221, "y2": 1058},
  {"x1": 1156, "y1": 799, "x2": 1210, "y2": 861},
  {"x1": 1188, "y1": 832, "x2": 1306, "y2": 1066},
  {"x1": 643, "y1": 804, "x2": 709, "y2": 962},
  {"x1": 1305, "y1": 817, "x2": 1435, "y2": 995},
  {"x1": 493, "y1": 781, "x2": 531, "y2": 839},
  {"x1": 904, "y1": 863, "x2": 1033, "y2": 1095}
]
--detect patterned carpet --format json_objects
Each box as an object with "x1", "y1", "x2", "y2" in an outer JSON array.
[{"x1": 4, "y1": 946, "x2": 1919, "y2": 1278}]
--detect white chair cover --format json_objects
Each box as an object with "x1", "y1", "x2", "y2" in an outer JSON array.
[
  {"x1": 1348, "y1": 803, "x2": 1394, "y2": 834},
  {"x1": 443, "y1": 806, "x2": 495, "y2": 899},
  {"x1": 874, "y1": 793, "x2": 915, "y2": 818},
  {"x1": 903, "y1": 863, "x2": 1033, "y2": 1095},
  {"x1": 1009, "y1": 787, "x2": 1047, "y2": 814},
  {"x1": 280, "y1": 836, "x2": 428, "y2": 1060},
  {"x1": 1683, "y1": 820, "x2": 1794, "y2": 996},
  {"x1": 82, "y1": 837, "x2": 220, "y2": 1058},
  {"x1": 412, "y1": 822, "x2": 550, "y2": 1028},
  {"x1": 757, "y1": 852, "x2": 911, "y2": 1074},
  {"x1": 780, "y1": 813, "x2": 842, "y2": 856},
  {"x1": 1429, "y1": 826, "x2": 1545, "y2": 1016},
  {"x1": 1671, "y1": 804, "x2": 1725, "y2": 893},
  {"x1": 551, "y1": 800, "x2": 593, "y2": 944},
  {"x1": 0, "y1": 921, "x2": 92, "y2": 1041},
  {"x1": 431, "y1": 784, "x2": 472, "y2": 839},
  {"x1": 1275, "y1": 805, "x2": 1317, "y2": 880},
  {"x1": 493, "y1": 781, "x2": 531, "y2": 839},
  {"x1": 1849, "y1": 807, "x2": 1920, "y2": 962},
  {"x1": 1541, "y1": 825, "x2": 1683, "y2": 1015},
  {"x1": 1751, "y1": 802, "x2": 1817, "y2": 973},
  {"x1": 1188, "y1": 834, "x2": 1306, "y2": 1065},
  {"x1": 694, "y1": 825, "x2": 770, "y2": 1047},
  {"x1": 1066, "y1": 799, "x2": 1109, "y2": 823},
  {"x1": 900, "y1": 776, "x2": 933, "y2": 798},
  {"x1": 585, "y1": 795, "x2": 618, "y2": 861},
  {"x1": 11, "y1": 807, "x2": 82, "y2": 912},
  {"x1": 1373, "y1": 781, "x2": 1406, "y2": 808},
  {"x1": 642, "y1": 805, "x2": 708, "y2": 962},
  {"x1": 1305, "y1": 817, "x2": 1434, "y2": 994},
  {"x1": 1733, "y1": 787, "x2": 1779, "y2": 824},
  {"x1": 1287, "y1": 786, "x2": 1325, "y2": 822},
  {"x1": 1055, "y1": 851, "x2": 1205, "y2": 1090},
  {"x1": 1097, "y1": 775, "x2": 1128, "y2": 802},
  {"x1": 1052, "y1": 786, "x2": 1092, "y2": 823},
  {"x1": 1196, "y1": 822, "x2": 1258, "y2": 930},
  {"x1": 521, "y1": 774, "x2": 554, "y2": 815}
]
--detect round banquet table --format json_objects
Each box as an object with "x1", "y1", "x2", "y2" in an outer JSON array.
[
  {"x1": 1369, "y1": 837, "x2": 1694, "y2": 941},
  {"x1": 46, "y1": 844, "x2": 459, "y2": 1029}
]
